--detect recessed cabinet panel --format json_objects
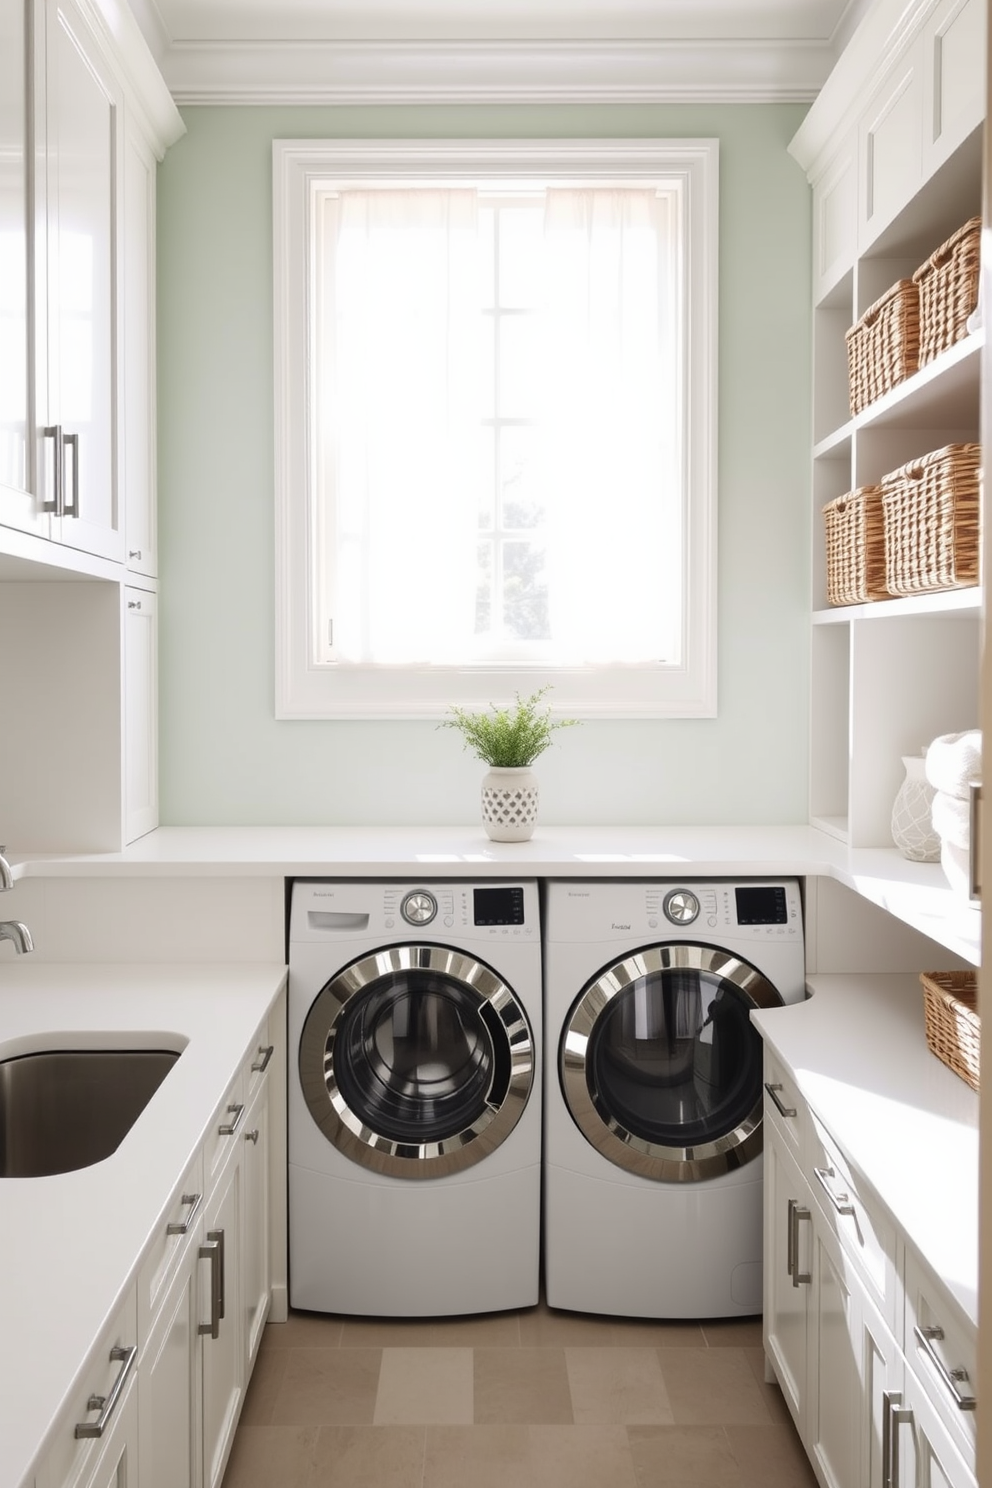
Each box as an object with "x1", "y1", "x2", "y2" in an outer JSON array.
[
  {"x1": 924, "y1": 0, "x2": 986, "y2": 173},
  {"x1": 860, "y1": 62, "x2": 923, "y2": 250},
  {"x1": 813, "y1": 143, "x2": 857, "y2": 303}
]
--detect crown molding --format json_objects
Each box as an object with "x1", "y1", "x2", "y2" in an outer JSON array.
[
  {"x1": 158, "y1": 37, "x2": 835, "y2": 105},
  {"x1": 88, "y1": 0, "x2": 185, "y2": 151}
]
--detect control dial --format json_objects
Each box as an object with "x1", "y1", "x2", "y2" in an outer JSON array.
[
  {"x1": 663, "y1": 889, "x2": 700, "y2": 926},
  {"x1": 401, "y1": 890, "x2": 438, "y2": 926}
]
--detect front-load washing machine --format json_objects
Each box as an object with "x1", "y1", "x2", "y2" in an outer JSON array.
[
  {"x1": 543, "y1": 878, "x2": 805, "y2": 1318},
  {"x1": 288, "y1": 879, "x2": 542, "y2": 1316}
]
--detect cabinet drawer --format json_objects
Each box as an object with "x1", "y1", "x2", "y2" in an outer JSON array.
[
  {"x1": 137, "y1": 1148, "x2": 204, "y2": 1346},
  {"x1": 203, "y1": 1068, "x2": 247, "y2": 1191},
  {"x1": 904, "y1": 1247, "x2": 977, "y2": 1467},
  {"x1": 807, "y1": 1113, "x2": 898, "y2": 1327},
  {"x1": 42, "y1": 1286, "x2": 138, "y2": 1488},
  {"x1": 763, "y1": 1050, "x2": 806, "y2": 1161}
]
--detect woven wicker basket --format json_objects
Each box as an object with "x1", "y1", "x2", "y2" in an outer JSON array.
[
  {"x1": 913, "y1": 216, "x2": 982, "y2": 367},
  {"x1": 823, "y1": 486, "x2": 888, "y2": 605},
  {"x1": 845, "y1": 279, "x2": 920, "y2": 416},
  {"x1": 921, "y1": 970, "x2": 980, "y2": 1092},
  {"x1": 880, "y1": 442, "x2": 982, "y2": 596}
]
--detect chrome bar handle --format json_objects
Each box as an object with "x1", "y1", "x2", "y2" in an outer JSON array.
[
  {"x1": 914, "y1": 1324, "x2": 977, "y2": 1411},
  {"x1": 968, "y1": 781, "x2": 982, "y2": 902},
  {"x1": 882, "y1": 1390, "x2": 913, "y2": 1488},
  {"x1": 62, "y1": 431, "x2": 79, "y2": 517},
  {"x1": 764, "y1": 1082, "x2": 797, "y2": 1118},
  {"x1": 42, "y1": 425, "x2": 62, "y2": 513},
  {"x1": 198, "y1": 1232, "x2": 223, "y2": 1338},
  {"x1": 813, "y1": 1165, "x2": 856, "y2": 1217},
  {"x1": 219, "y1": 1102, "x2": 245, "y2": 1135},
  {"x1": 74, "y1": 1343, "x2": 137, "y2": 1439},
  {"x1": 166, "y1": 1191, "x2": 203, "y2": 1237},
  {"x1": 787, "y1": 1199, "x2": 811, "y2": 1286},
  {"x1": 251, "y1": 1044, "x2": 274, "y2": 1074}
]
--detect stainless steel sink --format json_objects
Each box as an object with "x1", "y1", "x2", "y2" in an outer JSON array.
[{"x1": 0, "y1": 1048, "x2": 180, "y2": 1177}]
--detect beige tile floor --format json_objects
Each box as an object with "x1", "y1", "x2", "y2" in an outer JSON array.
[{"x1": 222, "y1": 1297, "x2": 818, "y2": 1487}]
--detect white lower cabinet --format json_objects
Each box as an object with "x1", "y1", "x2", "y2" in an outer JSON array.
[
  {"x1": 763, "y1": 1063, "x2": 977, "y2": 1488},
  {"x1": 39, "y1": 1289, "x2": 140, "y2": 1488}
]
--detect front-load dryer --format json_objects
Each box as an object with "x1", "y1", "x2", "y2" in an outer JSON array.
[
  {"x1": 288, "y1": 879, "x2": 542, "y2": 1316},
  {"x1": 543, "y1": 878, "x2": 805, "y2": 1318}
]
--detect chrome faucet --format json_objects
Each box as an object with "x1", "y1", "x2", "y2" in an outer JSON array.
[
  {"x1": 0, "y1": 922, "x2": 33, "y2": 954},
  {"x1": 0, "y1": 848, "x2": 12, "y2": 892}
]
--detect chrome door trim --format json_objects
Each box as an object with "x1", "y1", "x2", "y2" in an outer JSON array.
[
  {"x1": 560, "y1": 942, "x2": 782, "y2": 1182},
  {"x1": 298, "y1": 944, "x2": 534, "y2": 1178}
]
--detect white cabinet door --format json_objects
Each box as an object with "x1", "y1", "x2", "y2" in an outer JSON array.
[
  {"x1": 70, "y1": 1377, "x2": 139, "y2": 1488},
  {"x1": 201, "y1": 1149, "x2": 244, "y2": 1488},
  {"x1": 242, "y1": 1070, "x2": 272, "y2": 1375},
  {"x1": 922, "y1": 0, "x2": 986, "y2": 174},
  {"x1": 39, "y1": 0, "x2": 123, "y2": 564},
  {"x1": 858, "y1": 52, "x2": 924, "y2": 249},
  {"x1": 763, "y1": 1128, "x2": 810, "y2": 1428},
  {"x1": 121, "y1": 121, "x2": 157, "y2": 579},
  {"x1": 807, "y1": 1216, "x2": 862, "y2": 1488},
  {"x1": 138, "y1": 1252, "x2": 200, "y2": 1488},
  {"x1": 859, "y1": 1290, "x2": 903, "y2": 1488},
  {"x1": 0, "y1": 0, "x2": 36, "y2": 529},
  {"x1": 124, "y1": 586, "x2": 158, "y2": 843}
]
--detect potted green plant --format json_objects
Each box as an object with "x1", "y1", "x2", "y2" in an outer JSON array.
[{"x1": 440, "y1": 687, "x2": 579, "y2": 841}]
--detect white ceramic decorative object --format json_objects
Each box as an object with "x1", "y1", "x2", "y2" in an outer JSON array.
[
  {"x1": 891, "y1": 755, "x2": 941, "y2": 862},
  {"x1": 481, "y1": 767, "x2": 539, "y2": 842}
]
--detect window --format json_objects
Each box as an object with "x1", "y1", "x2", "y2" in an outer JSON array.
[{"x1": 274, "y1": 140, "x2": 718, "y2": 719}]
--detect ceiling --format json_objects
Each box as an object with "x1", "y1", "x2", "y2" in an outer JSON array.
[{"x1": 128, "y1": 0, "x2": 877, "y2": 104}]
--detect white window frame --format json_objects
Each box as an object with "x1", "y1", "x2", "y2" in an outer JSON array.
[{"x1": 273, "y1": 138, "x2": 719, "y2": 720}]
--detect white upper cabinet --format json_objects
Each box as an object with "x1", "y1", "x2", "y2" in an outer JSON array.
[
  {"x1": 0, "y1": 0, "x2": 36, "y2": 532},
  {"x1": 38, "y1": 0, "x2": 123, "y2": 564}
]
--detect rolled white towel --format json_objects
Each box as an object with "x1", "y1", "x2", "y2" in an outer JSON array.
[
  {"x1": 925, "y1": 731, "x2": 982, "y2": 800},
  {"x1": 940, "y1": 838, "x2": 972, "y2": 899},
  {"x1": 931, "y1": 789, "x2": 971, "y2": 850}
]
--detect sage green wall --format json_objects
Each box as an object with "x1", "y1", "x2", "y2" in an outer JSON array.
[{"x1": 157, "y1": 103, "x2": 811, "y2": 827}]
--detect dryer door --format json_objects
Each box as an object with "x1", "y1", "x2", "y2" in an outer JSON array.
[
  {"x1": 560, "y1": 943, "x2": 782, "y2": 1182},
  {"x1": 299, "y1": 944, "x2": 535, "y2": 1178}
]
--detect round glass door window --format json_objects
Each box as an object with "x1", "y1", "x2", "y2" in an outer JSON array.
[
  {"x1": 560, "y1": 943, "x2": 783, "y2": 1181},
  {"x1": 299, "y1": 944, "x2": 534, "y2": 1178}
]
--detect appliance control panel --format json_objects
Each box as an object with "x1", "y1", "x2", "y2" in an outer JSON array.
[
  {"x1": 547, "y1": 879, "x2": 802, "y2": 945},
  {"x1": 291, "y1": 880, "x2": 539, "y2": 942}
]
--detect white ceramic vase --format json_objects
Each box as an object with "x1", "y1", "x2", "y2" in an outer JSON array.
[
  {"x1": 891, "y1": 754, "x2": 941, "y2": 862},
  {"x1": 481, "y1": 766, "x2": 539, "y2": 842}
]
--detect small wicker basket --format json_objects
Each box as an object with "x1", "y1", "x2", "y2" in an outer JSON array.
[
  {"x1": 823, "y1": 486, "x2": 888, "y2": 605},
  {"x1": 921, "y1": 970, "x2": 980, "y2": 1092},
  {"x1": 913, "y1": 216, "x2": 982, "y2": 367},
  {"x1": 845, "y1": 279, "x2": 920, "y2": 416},
  {"x1": 880, "y1": 442, "x2": 982, "y2": 596}
]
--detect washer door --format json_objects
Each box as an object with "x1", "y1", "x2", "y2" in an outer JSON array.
[
  {"x1": 560, "y1": 943, "x2": 782, "y2": 1182},
  {"x1": 299, "y1": 944, "x2": 535, "y2": 1178}
]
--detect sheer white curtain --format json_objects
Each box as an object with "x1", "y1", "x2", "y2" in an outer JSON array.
[
  {"x1": 539, "y1": 188, "x2": 681, "y2": 666},
  {"x1": 318, "y1": 189, "x2": 481, "y2": 665}
]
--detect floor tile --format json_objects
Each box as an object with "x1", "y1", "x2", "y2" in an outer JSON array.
[
  {"x1": 608, "y1": 1316, "x2": 707, "y2": 1347},
  {"x1": 628, "y1": 1424, "x2": 743, "y2": 1486},
  {"x1": 518, "y1": 1301, "x2": 614, "y2": 1346},
  {"x1": 564, "y1": 1346, "x2": 674, "y2": 1425},
  {"x1": 340, "y1": 1317, "x2": 442, "y2": 1348},
  {"x1": 725, "y1": 1422, "x2": 820, "y2": 1486},
  {"x1": 270, "y1": 1347, "x2": 382, "y2": 1425},
  {"x1": 473, "y1": 1346, "x2": 574, "y2": 1424},
  {"x1": 221, "y1": 1424, "x2": 317, "y2": 1488},
  {"x1": 374, "y1": 1348, "x2": 474, "y2": 1425},
  {"x1": 309, "y1": 1425, "x2": 426, "y2": 1487},
  {"x1": 238, "y1": 1345, "x2": 287, "y2": 1426},
  {"x1": 426, "y1": 1309, "x2": 522, "y2": 1345},
  {"x1": 266, "y1": 1311, "x2": 344, "y2": 1348},
  {"x1": 656, "y1": 1347, "x2": 773, "y2": 1426},
  {"x1": 423, "y1": 1425, "x2": 638, "y2": 1488},
  {"x1": 743, "y1": 1346, "x2": 794, "y2": 1425},
  {"x1": 701, "y1": 1317, "x2": 764, "y2": 1348}
]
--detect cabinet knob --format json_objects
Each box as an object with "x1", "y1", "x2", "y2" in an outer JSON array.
[
  {"x1": 127, "y1": 600, "x2": 142, "y2": 611},
  {"x1": 128, "y1": 549, "x2": 142, "y2": 559}
]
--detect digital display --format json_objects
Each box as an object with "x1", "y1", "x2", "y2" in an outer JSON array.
[
  {"x1": 474, "y1": 885, "x2": 525, "y2": 926},
  {"x1": 735, "y1": 885, "x2": 789, "y2": 925}
]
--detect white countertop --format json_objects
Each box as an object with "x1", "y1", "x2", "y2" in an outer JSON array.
[
  {"x1": 7, "y1": 823, "x2": 981, "y2": 963},
  {"x1": 752, "y1": 973, "x2": 980, "y2": 1326},
  {"x1": 0, "y1": 962, "x2": 287, "y2": 1488}
]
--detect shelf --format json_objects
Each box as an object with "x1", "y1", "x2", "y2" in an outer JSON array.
[
  {"x1": 813, "y1": 587, "x2": 982, "y2": 625},
  {"x1": 823, "y1": 843, "x2": 981, "y2": 966}
]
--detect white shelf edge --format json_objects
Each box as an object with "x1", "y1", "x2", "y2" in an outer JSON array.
[{"x1": 812, "y1": 587, "x2": 982, "y2": 625}]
